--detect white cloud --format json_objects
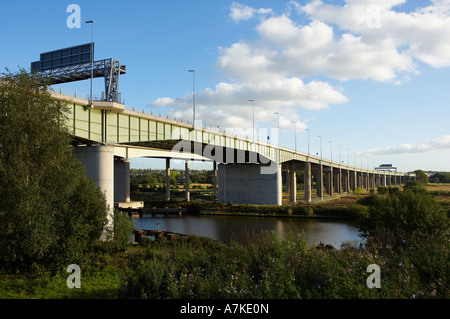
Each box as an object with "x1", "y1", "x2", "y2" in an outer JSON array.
[
  {"x1": 297, "y1": 0, "x2": 450, "y2": 70},
  {"x1": 230, "y1": 2, "x2": 273, "y2": 22},
  {"x1": 150, "y1": 1, "x2": 450, "y2": 136},
  {"x1": 151, "y1": 97, "x2": 174, "y2": 108},
  {"x1": 151, "y1": 77, "x2": 347, "y2": 131},
  {"x1": 364, "y1": 135, "x2": 450, "y2": 155}
]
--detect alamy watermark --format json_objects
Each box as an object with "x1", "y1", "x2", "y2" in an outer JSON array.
[
  {"x1": 366, "y1": 4, "x2": 381, "y2": 29},
  {"x1": 366, "y1": 264, "x2": 381, "y2": 288},
  {"x1": 66, "y1": 264, "x2": 81, "y2": 288},
  {"x1": 170, "y1": 121, "x2": 280, "y2": 175},
  {"x1": 66, "y1": 4, "x2": 81, "y2": 29}
]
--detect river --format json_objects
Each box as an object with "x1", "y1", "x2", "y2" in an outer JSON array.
[{"x1": 134, "y1": 214, "x2": 362, "y2": 248}]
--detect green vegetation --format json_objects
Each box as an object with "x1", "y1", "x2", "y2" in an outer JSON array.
[
  {"x1": 116, "y1": 182, "x2": 449, "y2": 299},
  {"x1": 2, "y1": 182, "x2": 449, "y2": 299},
  {"x1": 0, "y1": 70, "x2": 111, "y2": 272},
  {"x1": 429, "y1": 172, "x2": 450, "y2": 184}
]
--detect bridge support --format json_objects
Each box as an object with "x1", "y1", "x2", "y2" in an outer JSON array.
[
  {"x1": 213, "y1": 161, "x2": 217, "y2": 198},
  {"x1": 185, "y1": 160, "x2": 190, "y2": 201},
  {"x1": 325, "y1": 167, "x2": 333, "y2": 196},
  {"x1": 304, "y1": 162, "x2": 312, "y2": 203},
  {"x1": 289, "y1": 170, "x2": 297, "y2": 203},
  {"x1": 114, "y1": 158, "x2": 130, "y2": 203},
  {"x1": 166, "y1": 158, "x2": 171, "y2": 201},
  {"x1": 74, "y1": 145, "x2": 114, "y2": 240},
  {"x1": 218, "y1": 163, "x2": 282, "y2": 205}
]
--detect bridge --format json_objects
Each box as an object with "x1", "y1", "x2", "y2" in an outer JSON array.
[{"x1": 51, "y1": 89, "x2": 415, "y2": 219}]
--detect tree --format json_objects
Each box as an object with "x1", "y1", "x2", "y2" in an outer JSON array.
[
  {"x1": 0, "y1": 70, "x2": 107, "y2": 271},
  {"x1": 413, "y1": 169, "x2": 429, "y2": 184},
  {"x1": 358, "y1": 187, "x2": 449, "y2": 247}
]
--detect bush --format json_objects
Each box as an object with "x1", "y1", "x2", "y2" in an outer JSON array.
[
  {"x1": 0, "y1": 70, "x2": 108, "y2": 272},
  {"x1": 358, "y1": 189, "x2": 450, "y2": 247},
  {"x1": 347, "y1": 204, "x2": 369, "y2": 220},
  {"x1": 111, "y1": 209, "x2": 135, "y2": 251}
]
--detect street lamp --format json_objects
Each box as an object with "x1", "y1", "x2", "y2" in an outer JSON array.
[
  {"x1": 85, "y1": 20, "x2": 94, "y2": 108},
  {"x1": 292, "y1": 121, "x2": 297, "y2": 153},
  {"x1": 306, "y1": 128, "x2": 310, "y2": 156},
  {"x1": 249, "y1": 99, "x2": 254, "y2": 141},
  {"x1": 274, "y1": 112, "x2": 279, "y2": 146},
  {"x1": 338, "y1": 145, "x2": 341, "y2": 165},
  {"x1": 329, "y1": 140, "x2": 332, "y2": 162},
  {"x1": 318, "y1": 136, "x2": 322, "y2": 159},
  {"x1": 188, "y1": 70, "x2": 195, "y2": 126}
]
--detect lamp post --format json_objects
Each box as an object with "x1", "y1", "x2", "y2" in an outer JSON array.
[
  {"x1": 318, "y1": 136, "x2": 322, "y2": 159},
  {"x1": 249, "y1": 99, "x2": 254, "y2": 141},
  {"x1": 329, "y1": 140, "x2": 332, "y2": 162},
  {"x1": 85, "y1": 20, "x2": 94, "y2": 107},
  {"x1": 292, "y1": 121, "x2": 297, "y2": 153},
  {"x1": 338, "y1": 145, "x2": 341, "y2": 165},
  {"x1": 306, "y1": 128, "x2": 310, "y2": 156},
  {"x1": 274, "y1": 112, "x2": 279, "y2": 146},
  {"x1": 188, "y1": 70, "x2": 195, "y2": 126}
]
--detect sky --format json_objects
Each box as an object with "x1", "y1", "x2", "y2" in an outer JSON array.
[{"x1": 2, "y1": 0, "x2": 450, "y2": 172}]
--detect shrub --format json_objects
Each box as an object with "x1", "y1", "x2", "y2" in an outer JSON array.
[
  {"x1": 358, "y1": 189, "x2": 450, "y2": 247},
  {"x1": 347, "y1": 204, "x2": 369, "y2": 220}
]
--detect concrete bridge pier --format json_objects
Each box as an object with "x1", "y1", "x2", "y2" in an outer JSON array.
[
  {"x1": 314, "y1": 164, "x2": 324, "y2": 200},
  {"x1": 343, "y1": 170, "x2": 350, "y2": 193},
  {"x1": 218, "y1": 163, "x2": 282, "y2": 205},
  {"x1": 289, "y1": 170, "x2": 297, "y2": 203},
  {"x1": 304, "y1": 162, "x2": 312, "y2": 203},
  {"x1": 114, "y1": 157, "x2": 130, "y2": 203},
  {"x1": 334, "y1": 168, "x2": 342, "y2": 194},
  {"x1": 165, "y1": 158, "x2": 171, "y2": 201},
  {"x1": 74, "y1": 145, "x2": 114, "y2": 240},
  {"x1": 325, "y1": 167, "x2": 333, "y2": 196},
  {"x1": 352, "y1": 170, "x2": 357, "y2": 192},
  {"x1": 213, "y1": 161, "x2": 217, "y2": 198},
  {"x1": 185, "y1": 160, "x2": 190, "y2": 201}
]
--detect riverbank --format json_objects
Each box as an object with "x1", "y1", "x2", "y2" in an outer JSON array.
[
  {"x1": 131, "y1": 195, "x2": 365, "y2": 220},
  {"x1": 1, "y1": 183, "x2": 448, "y2": 300}
]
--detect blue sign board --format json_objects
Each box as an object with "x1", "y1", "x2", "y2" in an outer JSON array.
[{"x1": 31, "y1": 43, "x2": 93, "y2": 72}]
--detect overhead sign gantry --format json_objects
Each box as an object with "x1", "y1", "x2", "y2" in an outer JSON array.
[{"x1": 31, "y1": 43, "x2": 126, "y2": 103}]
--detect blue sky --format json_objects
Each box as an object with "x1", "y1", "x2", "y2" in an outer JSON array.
[{"x1": 2, "y1": 0, "x2": 450, "y2": 172}]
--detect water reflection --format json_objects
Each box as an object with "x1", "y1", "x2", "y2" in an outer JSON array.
[{"x1": 134, "y1": 214, "x2": 362, "y2": 248}]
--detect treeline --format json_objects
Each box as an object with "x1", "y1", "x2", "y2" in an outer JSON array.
[
  {"x1": 131, "y1": 169, "x2": 215, "y2": 185},
  {"x1": 429, "y1": 171, "x2": 450, "y2": 184},
  {"x1": 413, "y1": 170, "x2": 450, "y2": 184}
]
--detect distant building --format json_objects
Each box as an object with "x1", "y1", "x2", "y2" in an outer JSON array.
[{"x1": 375, "y1": 164, "x2": 397, "y2": 172}]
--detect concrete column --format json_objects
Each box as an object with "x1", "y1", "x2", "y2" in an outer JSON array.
[
  {"x1": 213, "y1": 161, "x2": 217, "y2": 198},
  {"x1": 317, "y1": 165, "x2": 324, "y2": 200},
  {"x1": 304, "y1": 162, "x2": 312, "y2": 203},
  {"x1": 165, "y1": 158, "x2": 170, "y2": 201},
  {"x1": 114, "y1": 158, "x2": 130, "y2": 203},
  {"x1": 218, "y1": 163, "x2": 282, "y2": 205},
  {"x1": 289, "y1": 170, "x2": 297, "y2": 203},
  {"x1": 346, "y1": 170, "x2": 350, "y2": 193},
  {"x1": 185, "y1": 160, "x2": 190, "y2": 201},
  {"x1": 383, "y1": 174, "x2": 387, "y2": 187},
  {"x1": 74, "y1": 145, "x2": 114, "y2": 240},
  {"x1": 328, "y1": 168, "x2": 333, "y2": 196},
  {"x1": 336, "y1": 169, "x2": 342, "y2": 194}
]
